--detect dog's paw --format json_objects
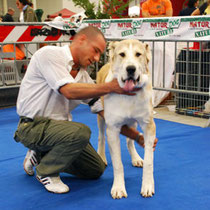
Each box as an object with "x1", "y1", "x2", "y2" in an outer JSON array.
[
  {"x1": 140, "y1": 180, "x2": 155, "y2": 197},
  {"x1": 132, "y1": 157, "x2": 143, "y2": 168},
  {"x1": 111, "y1": 186, "x2": 128, "y2": 199}
]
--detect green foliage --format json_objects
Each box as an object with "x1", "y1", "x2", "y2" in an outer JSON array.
[
  {"x1": 102, "y1": 0, "x2": 132, "y2": 18},
  {"x1": 72, "y1": 0, "x2": 133, "y2": 19},
  {"x1": 72, "y1": 0, "x2": 96, "y2": 19}
]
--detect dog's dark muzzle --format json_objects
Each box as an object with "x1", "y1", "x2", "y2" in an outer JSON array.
[{"x1": 126, "y1": 65, "x2": 136, "y2": 77}]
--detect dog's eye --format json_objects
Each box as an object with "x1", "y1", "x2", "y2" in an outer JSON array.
[
  {"x1": 119, "y1": 52, "x2": 125, "y2": 57},
  {"x1": 136, "y1": 52, "x2": 141, "y2": 57}
]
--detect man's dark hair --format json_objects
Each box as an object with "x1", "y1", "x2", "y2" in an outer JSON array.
[
  {"x1": 188, "y1": 0, "x2": 198, "y2": 8},
  {"x1": 19, "y1": 0, "x2": 30, "y2": 6},
  {"x1": 58, "y1": 13, "x2": 62, "y2": 16},
  {"x1": 75, "y1": 26, "x2": 105, "y2": 41},
  {"x1": 28, "y1": 2, "x2": 33, "y2": 7}
]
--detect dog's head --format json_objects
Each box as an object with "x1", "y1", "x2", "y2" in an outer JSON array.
[{"x1": 108, "y1": 40, "x2": 151, "y2": 92}]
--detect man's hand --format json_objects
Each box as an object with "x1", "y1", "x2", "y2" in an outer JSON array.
[
  {"x1": 137, "y1": 134, "x2": 158, "y2": 151},
  {"x1": 109, "y1": 79, "x2": 141, "y2": 96},
  {"x1": 120, "y1": 125, "x2": 158, "y2": 151}
]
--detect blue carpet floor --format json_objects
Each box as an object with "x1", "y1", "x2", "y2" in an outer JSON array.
[{"x1": 0, "y1": 104, "x2": 210, "y2": 210}]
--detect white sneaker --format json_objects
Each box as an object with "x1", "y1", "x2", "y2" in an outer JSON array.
[
  {"x1": 23, "y1": 150, "x2": 38, "y2": 176},
  {"x1": 36, "y1": 175, "x2": 70, "y2": 194}
]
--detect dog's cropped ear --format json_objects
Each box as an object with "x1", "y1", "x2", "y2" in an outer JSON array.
[
  {"x1": 108, "y1": 41, "x2": 119, "y2": 62},
  {"x1": 144, "y1": 43, "x2": 152, "y2": 63}
]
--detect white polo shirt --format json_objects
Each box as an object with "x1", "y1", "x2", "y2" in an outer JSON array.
[{"x1": 17, "y1": 45, "x2": 102, "y2": 121}]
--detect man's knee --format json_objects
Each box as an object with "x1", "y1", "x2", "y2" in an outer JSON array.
[
  {"x1": 87, "y1": 158, "x2": 106, "y2": 179},
  {"x1": 92, "y1": 161, "x2": 106, "y2": 179},
  {"x1": 77, "y1": 124, "x2": 91, "y2": 143}
]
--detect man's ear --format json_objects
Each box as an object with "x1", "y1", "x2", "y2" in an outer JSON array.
[{"x1": 78, "y1": 34, "x2": 87, "y2": 43}]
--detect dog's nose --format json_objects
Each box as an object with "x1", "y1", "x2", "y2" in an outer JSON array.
[{"x1": 126, "y1": 65, "x2": 136, "y2": 75}]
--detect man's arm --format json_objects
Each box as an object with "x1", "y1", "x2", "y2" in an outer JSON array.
[
  {"x1": 142, "y1": 12, "x2": 168, "y2": 17},
  {"x1": 120, "y1": 125, "x2": 159, "y2": 150},
  {"x1": 142, "y1": 9, "x2": 172, "y2": 18},
  {"x1": 98, "y1": 111, "x2": 142, "y2": 144},
  {"x1": 142, "y1": 11, "x2": 151, "y2": 18},
  {"x1": 97, "y1": 111, "x2": 158, "y2": 150},
  {"x1": 191, "y1": 8, "x2": 200, "y2": 16},
  {"x1": 142, "y1": 2, "x2": 150, "y2": 18},
  {"x1": 165, "y1": 9, "x2": 173, "y2": 17},
  {"x1": 165, "y1": 0, "x2": 173, "y2": 17},
  {"x1": 59, "y1": 79, "x2": 137, "y2": 100},
  {"x1": 142, "y1": 10, "x2": 172, "y2": 18}
]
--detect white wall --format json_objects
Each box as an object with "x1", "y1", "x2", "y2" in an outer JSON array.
[
  {"x1": 63, "y1": 0, "x2": 84, "y2": 13},
  {"x1": 0, "y1": 0, "x2": 5, "y2": 16},
  {"x1": 63, "y1": 0, "x2": 100, "y2": 13},
  {"x1": 36, "y1": 0, "x2": 63, "y2": 21}
]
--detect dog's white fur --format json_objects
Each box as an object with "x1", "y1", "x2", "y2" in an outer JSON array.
[{"x1": 97, "y1": 40, "x2": 156, "y2": 199}]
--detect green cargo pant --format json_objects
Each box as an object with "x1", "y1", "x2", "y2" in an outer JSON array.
[{"x1": 14, "y1": 116, "x2": 106, "y2": 178}]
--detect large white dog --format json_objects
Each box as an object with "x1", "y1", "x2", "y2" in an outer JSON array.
[{"x1": 96, "y1": 39, "x2": 156, "y2": 199}]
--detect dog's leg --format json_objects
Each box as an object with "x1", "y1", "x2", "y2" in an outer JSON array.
[
  {"x1": 106, "y1": 126, "x2": 127, "y2": 199},
  {"x1": 127, "y1": 138, "x2": 143, "y2": 167},
  {"x1": 140, "y1": 120, "x2": 156, "y2": 197},
  {"x1": 97, "y1": 114, "x2": 107, "y2": 165},
  {"x1": 126, "y1": 123, "x2": 143, "y2": 167}
]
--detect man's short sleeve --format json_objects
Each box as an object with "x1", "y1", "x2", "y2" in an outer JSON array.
[{"x1": 36, "y1": 47, "x2": 75, "y2": 94}]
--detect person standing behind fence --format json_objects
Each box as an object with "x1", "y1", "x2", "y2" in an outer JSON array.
[
  {"x1": 191, "y1": 0, "x2": 210, "y2": 15},
  {"x1": 53, "y1": 13, "x2": 64, "y2": 22},
  {"x1": 15, "y1": 0, "x2": 38, "y2": 56},
  {"x1": 16, "y1": 0, "x2": 38, "y2": 22},
  {"x1": 2, "y1": 8, "x2": 15, "y2": 22},
  {"x1": 44, "y1": 14, "x2": 52, "y2": 22},
  {"x1": 76, "y1": 15, "x2": 83, "y2": 24},
  {"x1": 69, "y1": 16, "x2": 77, "y2": 28},
  {"x1": 70, "y1": 16, "x2": 75, "y2": 23},
  {"x1": 179, "y1": 0, "x2": 199, "y2": 16},
  {"x1": 142, "y1": 0, "x2": 173, "y2": 18}
]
